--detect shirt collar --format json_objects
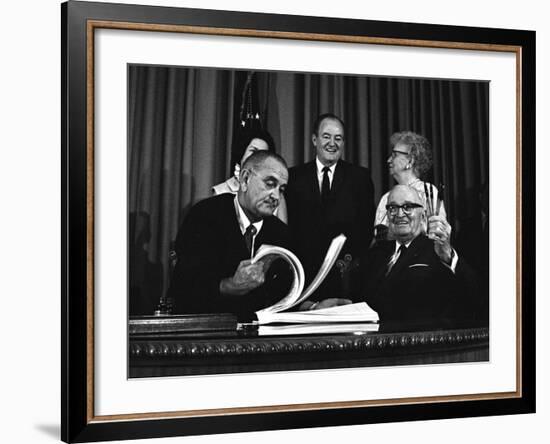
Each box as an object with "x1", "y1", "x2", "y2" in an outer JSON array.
[
  {"x1": 316, "y1": 157, "x2": 337, "y2": 176},
  {"x1": 234, "y1": 195, "x2": 263, "y2": 235},
  {"x1": 394, "y1": 238, "x2": 413, "y2": 253}
]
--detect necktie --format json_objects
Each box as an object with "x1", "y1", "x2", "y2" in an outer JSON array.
[
  {"x1": 321, "y1": 166, "x2": 331, "y2": 203},
  {"x1": 386, "y1": 244, "x2": 407, "y2": 276},
  {"x1": 244, "y1": 224, "x2": 257, "y2": 257}
]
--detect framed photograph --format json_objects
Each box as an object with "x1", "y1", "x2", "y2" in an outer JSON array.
[{"x1": 62, "y1": 0, "x2": 535, "y2": 442}]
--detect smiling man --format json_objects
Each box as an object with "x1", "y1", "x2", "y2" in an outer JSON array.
[
  {"x1": 355, "y1": 184, "x2": 480, "y2": 324},
  {"x1": 286, "y1": 113, "x2": 375, "y2": 303},
  {"x1": 167, "y1": 151, "x2": 291, "y2": 321}
]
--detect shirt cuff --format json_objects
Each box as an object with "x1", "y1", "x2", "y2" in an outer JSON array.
[{"x1": 441, "y1": 248, "x2": 458, "y2": 273}]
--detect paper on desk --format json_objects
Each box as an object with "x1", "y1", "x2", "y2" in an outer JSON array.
[{"x1": 258, "y1": 321, "x2": 380, "y2": 336}]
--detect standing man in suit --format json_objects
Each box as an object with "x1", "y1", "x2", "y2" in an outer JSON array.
[
  {"x1": 286, "y1": 113, "x2": 375, "y2": 305},
  {"x1": 167, "y1": 151, "x2": 291, "y2": 321},
  {"x1": 357, "y1": 184, "x2": 479, "y2": 324}
]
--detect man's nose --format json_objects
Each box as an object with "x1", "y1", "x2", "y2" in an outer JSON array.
[
  {"x1": 395, "y1": 207, "x2": 407, "y2": 216},
  {"x1": 271, "y1": 187, "x2": 281, "y2": 200}
]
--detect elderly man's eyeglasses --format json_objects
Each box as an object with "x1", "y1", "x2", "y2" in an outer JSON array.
[
  {"x1": 389, "y1": 149, "x2": 410, "y2": 159},
  {"x1": 386, "y1": 203, "x2": 423, "y2": 216}
]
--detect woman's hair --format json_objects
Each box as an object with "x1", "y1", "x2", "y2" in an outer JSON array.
[
  {"x1": 230, "y1": 128, "x2": 276, "y2": 168},
  {"x1": 390, "y1": 131, "x2": 433, "y2": 178}
]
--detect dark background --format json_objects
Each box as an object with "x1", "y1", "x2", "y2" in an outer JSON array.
[{"x1": 128, "y1": 64, "x2": 489, "y2": 315}]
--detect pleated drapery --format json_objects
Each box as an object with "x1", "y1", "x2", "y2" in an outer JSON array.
[{"x1": 128, "y1": 66, "x2": 236, "y2": 314}]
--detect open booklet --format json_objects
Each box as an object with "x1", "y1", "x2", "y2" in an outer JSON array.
[{"x1": 252, "y1": 234, "x2": 379, "y2": 325}]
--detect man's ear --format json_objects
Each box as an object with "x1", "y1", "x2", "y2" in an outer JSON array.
[
  {"x1": 239, "y1": 168, "x2": 250, "y2": 191},
  {"x1": 311, "y1": 134, "x2": 317, "y2": 146}
]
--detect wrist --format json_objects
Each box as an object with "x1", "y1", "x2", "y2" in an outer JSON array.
[
  {"x1": 299, "y1": 301, "x2": 318, "y2": 311},
  {"x1": 220, "y1": 277, "x2": 249, "y2": 296},
  {"x1": 219, "y1": 278, "x2": 230, "y2": 295},
  {"x1": 309, "y1": 301, "x2": 320, "y2": 311},
  {"x1": 441, "y1": 247, "x2": 453, "y2": 265},
  {"x1": 220, "y1": 277, "x2": 237, "y2": 295}
]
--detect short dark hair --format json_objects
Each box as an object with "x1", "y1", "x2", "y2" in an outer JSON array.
[
  {"x1": 241, "y1": 150, "x2": 288, "y2": 172},
  {"x1": 231, "y1": 128, "x2": 276, "y2": 168},
  {"x1": 390, "y1": 131, "x2": 433, "y2": 178},
  {"x1": 312, "y1": 113, "x2": 346, "y2": 137}
]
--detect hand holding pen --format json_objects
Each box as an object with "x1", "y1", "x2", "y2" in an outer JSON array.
[{"x1": 426, "y1": 183, "x2": 452, "y2": 262}]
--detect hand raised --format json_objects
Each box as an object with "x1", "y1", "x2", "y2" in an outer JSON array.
[{"x1": 427, "y1": 215, "x2": 453, "y2": 264}]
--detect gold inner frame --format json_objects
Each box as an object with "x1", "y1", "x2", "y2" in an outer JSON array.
[{"x1": 85, "y1": 19, "x2": 523, "y2": 423}]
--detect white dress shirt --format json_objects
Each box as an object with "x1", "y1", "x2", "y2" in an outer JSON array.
[
  {"x1": 315, "y1": 157, "x2": 337, "y2": 192},
  {"x1": 234, "y1": 195, "x2": 263, "y2": 257}
]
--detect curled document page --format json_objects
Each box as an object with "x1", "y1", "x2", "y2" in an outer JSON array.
[
  {"x1": 253, "y1": 234, "x2": 347, "y2": 316},
  {"x1": 250, "y1": 245, "x2": 305, "y2": 314},
  {"x1": 251, "y1": 234, "x2": 381, "y2": 325}
]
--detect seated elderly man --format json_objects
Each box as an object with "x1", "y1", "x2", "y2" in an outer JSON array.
[
  {"x1": 356, "y1": 184, "x2": 478, "y2": 323},
  {"x1": 167, "y1": 151, "x2": 291, "y2": 321}
]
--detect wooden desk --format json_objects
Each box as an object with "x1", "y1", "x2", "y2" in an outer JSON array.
[{"x1": 129, "y1": 318, "x2": 488, "y2": 378}]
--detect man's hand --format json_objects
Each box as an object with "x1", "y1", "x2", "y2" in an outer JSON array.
[
  {"x1": 255, "y1": 254, "x2": 278, "y2": 271},
  {"x1": 299, "y1": 298, "x2": 353, "y2": 311},
  {"x1": 219, "y1": 259, "x2": 266, "y2": 296},
  {"x1": 427, "y1": 215, "x2": 453, "y2": 264}
]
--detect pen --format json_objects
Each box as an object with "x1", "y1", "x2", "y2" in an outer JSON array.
[
  {"x1": 429, "y1": 183, "x2": 434, "y2": 216},
  {"x1": 423, "y1": 182, "x2": 432, "y2": 216},
  {"x1": 436, "y1": 183, "x2": 445, "y2": 216}
]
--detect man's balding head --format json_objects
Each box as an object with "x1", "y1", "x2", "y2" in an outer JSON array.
[{"x1": 238, "y1": 151, "x2": 289, "y2": 222}]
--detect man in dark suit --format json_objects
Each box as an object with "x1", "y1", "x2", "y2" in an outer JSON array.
[
  {"x1": 286, "y1": 113, "x2": 375, "y2": 305},
  {"x1": 357, "y1": 184, "x2": 479, "y2": 324},
  {"x1": 167, "y1": 151, "x2": 291, "y2": 321}
]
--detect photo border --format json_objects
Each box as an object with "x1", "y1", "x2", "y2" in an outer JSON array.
[{"x1": 62, "y1": 1, "x2": 535, "y2": 442}]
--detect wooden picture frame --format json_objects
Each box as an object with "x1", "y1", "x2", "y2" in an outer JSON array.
[{"x1": 62, "y1": 1, "x2": 535, "y2": 441}]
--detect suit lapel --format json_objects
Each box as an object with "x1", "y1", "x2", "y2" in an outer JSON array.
[
  {"x1": 224, "y1": 196, "x2": 250, "y2": 258},
  {"x1": 330, "y1": 160, "x2": 346, "y2": 199},
  {"x1": 306, "y1": 161, "x2": 322, "y2": 204},
  {"x1": 255, "y1": 220, "x2": 270, "y2": 249},
  {"x1": 388, "y1": 235, "x2": 429, "y2": 278}
]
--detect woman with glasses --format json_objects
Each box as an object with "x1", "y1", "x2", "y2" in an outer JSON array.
[
  {"x1": 373, "y1": 131, "x2": 446, "y2": 241},
  {"x1": 212, "y1": 127, "x2": 288, "y2": 223}
]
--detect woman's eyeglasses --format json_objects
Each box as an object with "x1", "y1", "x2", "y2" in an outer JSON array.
[{"x1": 389, "y1": 149, "x2": 410, "y2": 159}]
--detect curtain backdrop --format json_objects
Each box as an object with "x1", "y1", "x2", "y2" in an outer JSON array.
[
  {"x1": 128, "y1": 65, "x2": 488, "y2": 315},
  {"x1": 128, "y1": 65, "x2": 236, "y2": 314}
]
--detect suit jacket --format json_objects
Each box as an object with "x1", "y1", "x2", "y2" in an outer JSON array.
[
  {"x1": 455, "y1": 215, "x2": 489, "y2": 324},
  {"x1": 167, "y1": 194, "x2": 291, "y2": 321},
  {"x1": 286, "y1": 159, "x2": 374, "y2": 299},
  {"x1": 356, "y1": 234, "x2": 479, "y2": 324}
]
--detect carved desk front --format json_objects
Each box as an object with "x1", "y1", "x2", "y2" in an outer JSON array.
[{"x1": 129, "y1": 317, "x2": 489, "y2": 378}]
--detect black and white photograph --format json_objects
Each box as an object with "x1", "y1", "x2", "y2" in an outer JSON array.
[
  {"x1": 53, "y1": 1, "x2": 539, "y2": 442},
  {"x1": 128, "y1": 64, "x2": 490, "y2": 378}
]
